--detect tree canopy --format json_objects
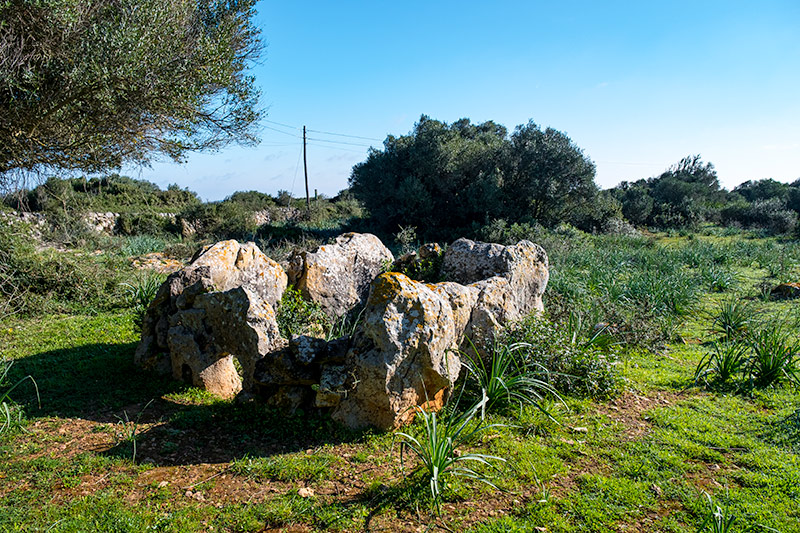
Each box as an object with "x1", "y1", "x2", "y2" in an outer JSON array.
[
  {"x1": 349, "y1": 116, "x2": 598, "y2": 239},
  {"x1": 0, "y1": 0, "x2": 262, "y2": 187}
]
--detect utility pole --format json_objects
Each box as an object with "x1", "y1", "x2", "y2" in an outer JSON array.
[{"x1": 303, "y1": 125, "x2": 310, "y2": 210}]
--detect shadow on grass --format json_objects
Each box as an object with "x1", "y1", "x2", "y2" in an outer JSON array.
[
  {"x1": 7, "y1": 341, "x2": 367, "y2": 466},
  {"x1": 762, "y1": 408, "x2": 800, "y2": 453}
]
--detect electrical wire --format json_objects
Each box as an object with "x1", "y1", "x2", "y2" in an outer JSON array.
[
  {"x1": 264, "y1": 119, "x2": 383, "y2": 142},
  {"x1": 306, "y1": 142, "x2": 368, "y2": 154},
  {"x1": 290, "y1": 143, "x2": 303, "y2": 197},
  {"x1": 307, "y1": 128, "x2": 383, "y2": 142},
  {"x1": 264, "y1": 119, "x2": 301, "y2": 130},
  {"x1": 263, "y1": 125, "x2": 302, "y2": 138},
  {"x1": 307, "y1": 136, "x2": 373, "y2": 148}
]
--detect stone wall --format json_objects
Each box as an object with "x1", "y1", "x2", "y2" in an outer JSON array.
[{"x1": 134, "y1": 233, "x2": 549, "y2": 431}]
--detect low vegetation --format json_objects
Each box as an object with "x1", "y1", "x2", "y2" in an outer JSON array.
[
  {"x1": 1, "y1": 211, "x2": 799, "y2": 531},
  {"x1": 1, "y1": 172, "x2": 800, "y2": 530}
]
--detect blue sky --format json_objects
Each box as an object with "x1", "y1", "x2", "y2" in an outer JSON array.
[{"x1": 130, "y1": 1, "x2": 800, "y2": 201}]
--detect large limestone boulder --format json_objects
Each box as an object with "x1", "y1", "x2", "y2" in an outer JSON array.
[
  {"x1": 288, "y1": 233, "x2": 394, "y2": 317},
  {"x1": 135, "y1": 240, "x2": 288, "y2": 396},
  {"x1": 332, "y1": 272, "x2": 462, "y2": 430},
  {"x1": 166, "y1": 287, "x2": 284, "y2": 397},
  {"x1": 464, "y1": 276, "x2": 519, "y2": 351},
  {"x1": 442, "y1": 238, "x2": 549, "y2": 316},
  {"x1": 430, "y1": 282, "x2": 479, "y2": 338}
]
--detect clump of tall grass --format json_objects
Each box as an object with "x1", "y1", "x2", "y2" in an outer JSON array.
[
  {"x1": 709, "y1": 299, "x2": 753, "y2": 342},
  {"x1": 694, "y1": 342, "x2": 749, "y2": 388},
  {"x1": 121, "y1": 274, "x2": 164, "y2": 327},
  {"x1": 702, "y1": 265, "x2": 738, "y2": 292},
  {"x1": 395, "y1": 396, "x2": 505, "y2": 513},
  {"x1": 0, "y1": 360, "x2": 40, "y2": 434},
  {"x1": 696, "y1": 313, "x2": 800, "y2": 392},
  {"x1": 460, "y1": 340, "x2": 561, "y2": 419},
  {"x1": 119, "y1": 234, "x2": 169, "y2": 257},
  {"x1": 746, "y1": 323, "x2": 800, "y2": 389},
  {"x1": 698, "y1": 491, "x2": 737, "y2": 533}
]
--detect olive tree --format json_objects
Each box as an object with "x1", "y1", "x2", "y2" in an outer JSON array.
[
  {"x1": 505, "y1": 121, "x2": 597, "y2": 225},
  {"x1": 0, "y1": 0, "x2": 262, "y2": 188},
  {"x1": 349, "y1": 116, "x2": 598, "y2": 238},
  {"x1": 350, "y1": 116, "x2": 508, "y2": 238}
]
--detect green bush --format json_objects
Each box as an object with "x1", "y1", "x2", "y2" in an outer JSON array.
[
  {"x1": 349, "y1": 116, "x2": 597, "y2": 240},
  {"x1": 501, "y1": 315, "x2": 622, "y2": 399},
  {"x1": 115, "y1": 212, "x2": 175, "y2": 237},
  {"x1": 0, "y1": 222, "x2": 130, "y2": 317},
  {"x1": 275, "y1": 287, "x2": 330, "y2": 338},
  {"x1": 722, "y1": 198, "x2": 798, "y2": 235},
  {"x1": 178, "y1": 201, "x2": 260, "y2": 240},
  {"x1": 4, "y1": 175, "x2": 199, "y2": 214},
  {"x1": 224, "y1": 190, "x2": 276, "y2": 211}
]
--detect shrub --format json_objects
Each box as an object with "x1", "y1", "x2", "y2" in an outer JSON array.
[
  {"x1": 501, "y1": 315, "x2": 622, "y2": 399},
  {"x1": 601, "y1": 217, "x2": 639, "y2": 236},
  {"x1": 275, "y1": 287, "x2": 330, "y2": 338},
  {"x1": 224, "y1": 190, "x2": 276, "y2": 211},
  {"x1": 178, "y1": 201, "x2": 260, "y2": 240},
  {"x1": 0, "y1": 222, "x2": 129, "y2": 316},
  {"x1": 722, "y1": 198, "x2": 798, "y2": 235},
  {"x1": 115, "y1": 212, "x2": 175, "y2": 237},
  {"x1": 350, "y1": 116, "x2": 597, "y2": 241}
]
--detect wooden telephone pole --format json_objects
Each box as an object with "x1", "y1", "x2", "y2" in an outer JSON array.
[{"x1": 303, "y1": 126, "x2": 310, "y2": 210}]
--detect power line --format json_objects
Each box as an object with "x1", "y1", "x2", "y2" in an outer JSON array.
[
  {"x1": 263, "y1": 125, "x2": 302, "y2": 138},
  {"x1": 290, "y1": 143, "x2": 303, "y2": 197},
  {"x1": 307, "y1": 137, "x2": 372, "y2": 148},
  {"x1": 306, "y1": 142, "x2": 368, "y2": 154},
  {"x1": 264, "y1": 119, "x2": 301, "y2": 130},
  {"x1": 307, "y1": 128, "x2": 383, "y2": 142},
  {"x1": 264, "y1": 119, "x2": 383, "y2": 142}
]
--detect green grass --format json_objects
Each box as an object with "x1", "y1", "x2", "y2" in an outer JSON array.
[
  {"x1": 2, "y1": 231, "x2": 800, "y2": 532},
  {"x1": 230, "y1": 451, "x2": 340, "y2": 482}
]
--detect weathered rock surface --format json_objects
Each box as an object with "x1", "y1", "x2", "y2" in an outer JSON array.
[
  {"x1": 134, "y1": 235, "x2": 550, "y2": 430},
  {"x1": 135, "y1": 240, "x2": 288, "y2": 396},
  {"x1": 443, "y1": 237, "x2": 549, "y2": 316},
  {"x1": 332, "y1": 272, "x2": 462, "y2": 430},
  {"x1": 288, "y1": 233, "x2": 394, "y2": 317},
  {"x1": 166, "y1": 287, "x2": 283, "y2": 397},
  {"x1": 430, "y1": 282, "x2": 479, "y2": 338}
]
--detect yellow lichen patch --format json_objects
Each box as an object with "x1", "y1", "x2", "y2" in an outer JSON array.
[{"x1": 368, "y1": 272, "x2": 412, "y2": 306}]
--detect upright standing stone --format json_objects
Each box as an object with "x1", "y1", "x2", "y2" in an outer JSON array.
[{"x1": 287, "y1": 233, "x2": 394, "y2": 317}]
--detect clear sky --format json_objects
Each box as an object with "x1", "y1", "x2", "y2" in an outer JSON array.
[{"x1": 129, "y1": 1, "x2": 800, "y2": 201}]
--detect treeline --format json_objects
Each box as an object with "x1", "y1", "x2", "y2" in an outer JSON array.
[
  {"x1": 4, "y1": 116, "x2": 799, "y2": 245},
  {"x1": 2, "y1": 174, "x2": 362, "y2": 243},
  {"x1": 610, "y1": 156, "x2": 800, "y2": 235},
  {"x1": 350, "y1": 116, "x2": 800, "y2": 240}
]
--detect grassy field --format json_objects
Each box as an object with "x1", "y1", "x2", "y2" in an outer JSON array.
[{"x1": 1, "y1": 230, "x2": 799, "y2": 532}]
